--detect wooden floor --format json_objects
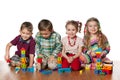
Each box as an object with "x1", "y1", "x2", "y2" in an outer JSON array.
[{"x1": 0, "y1": 61, "x2": 120, "y2": 80}]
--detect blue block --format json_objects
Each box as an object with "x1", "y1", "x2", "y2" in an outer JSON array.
[
  {"x1": 97, "y1": 59, "x2": 101, "y2": 62},
  {"x1": 95, "y1": 48, "x2": 102, "y2": 53},
  {"x1": 94, "y1": 69, "x2": 99, "y2": 74},
  {"x1": 27, "y1": 66, "x2": 34, "y2": 73},
  {"x1": 58, "y1": 68, "x2": 71, "y2": 74},
  {"x1": 22, "y1": 68, "x2": 26, "y2": 72},
  {"x1": 57, "y1": 64, "x2": 62, "y2": 68},
  {"x1": 41, "y1": 70, "x2": 52, "y2": 75}
]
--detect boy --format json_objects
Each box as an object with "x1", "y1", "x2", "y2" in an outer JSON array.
[
  {"x1": 35, "y1": 19, "x2": 62, "y2": 69},
  {"x1": 5, "y1": 22, "x2": 36, "y2": 68}
]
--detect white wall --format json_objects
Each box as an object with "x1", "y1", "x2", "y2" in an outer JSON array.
[{"x1": 0, "y1": 0, "x2": 120, "y2": 61}]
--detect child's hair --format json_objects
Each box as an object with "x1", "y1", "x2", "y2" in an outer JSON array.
[
  {"x1": 20, "y1": 22, "x2": 33, "y2": 33},
  {"x1": 65, "y1": 20, "x2": 82, "y2": 33},
  {"x1": 38, "y1": 19, "x2": 53, "y2": 32},
  {"x1": 84, "y1": 17, "x2": 108, "y2": 49}
]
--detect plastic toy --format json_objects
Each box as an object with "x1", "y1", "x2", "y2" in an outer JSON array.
[
  {"x1": 27, "y1": 66, "x2": 34, "y2": 73},
  {"x1": 20, "y1": 48, "x2": 27, "y2": 72},
  {"x1": 94, "y1": 48, "x2": 113, "y2": 75},
  {"x1": 15, "y1": 66, "x2": 20, "y2": 73},
  {"x1": 57, "y1": 53, "x2": 62, "y2": 69},
  {"x1": 40, "y1": 70, "x2": 52, "y2": 75},
  {"x1": 36, "y1": 56, "x2": 42, "y2": 71},
  {"x1": 6, "y1": 59, "x2": 11, "y2": 63},
  {"x1": 79, "y1": 70, "x2": 83, "y2": 74},
  {"x1": 58, "y1": 68, "x2": 71, "y2": 74}
]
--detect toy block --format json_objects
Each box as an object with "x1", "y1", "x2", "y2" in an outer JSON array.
[
  {"x1": 96, "y1": 59, "x2": 101, "y2": 62},
  {"x1": 27, "y1": 66, "x2": 34, "y2": 73},
  {"x1": 58, "y1": 68, "x2": 71, "y2": 74},
  {"x1": 79, "y1": 70, "x2": 83, "y2": 74},
  {"x1": 22, "y1": 68, "x2": 26, "y2": 72},
  {"x1": 94, "y1": 69, "x2": 99, "y2": 74},
  {"x1": 57, "y1": 61, "x2": 62, "y2": 64},
  {"x1": 96, "y1": 66, "x2": 101, "y2": 70},
  {"x1": 57, "y1": 64, "x2": 62, "y2": 68},
  {"x1": 102, "y1": 69, "x2": 112, "y2": 74},
  {"x1": 95, "y1": 48, "x2": 102, "y2": 53},
  {"x1": 57, "y1": 57, "x2": 62, "y2": 61},
  {"x1": 15, "y1": 67, "x2": 20, "y2": 73},
  {"x1": 57, "y1": 53, "x2": 62, "y2": 57},
  {"x1": 96, "y1": 54, "x2": 101, "y2": 58},
  {"x1": 6, "y1": 59, "x2": 11, "y2": 63},
  {"x1": 102, "y1": 64, "x2": 112, "y2": 70},
  {"x1": 85, "y1": 64, "x2": 91, "y2": 70},
  {"x1": 21, "y1": 64, "x2": 27, "y2": 68},
  {"x1": 21, "y1": 51, "x2": 25, "y2": 54},
  {"x1": 36, "y1": 58, "x2": 42, "y2": 63},
  {"x1": 40, "y1": 70, "x2": 52, "y2": 75},
  {"x1": 96, "y1": 62, "x2": 101, "y2": 65},
  {"x1": 63, "y1": 68, "x2": 71, "y2": 72},
  {"x1": 21, "y1": 54, "x2": 25, "y2": 57},
  {"x1": 99, "y1": 70, "x2": 106, "y2": 75}
]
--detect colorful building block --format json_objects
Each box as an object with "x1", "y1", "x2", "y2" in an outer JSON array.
[{"x1": 58, "y1": 68, "x2": 71, "y2": 74}]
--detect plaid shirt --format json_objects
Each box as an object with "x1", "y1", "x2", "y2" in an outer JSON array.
[{"x1": 35, "y1": 31, "x2": 62, "y2": 58}]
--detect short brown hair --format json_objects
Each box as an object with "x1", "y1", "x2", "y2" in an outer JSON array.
[
  {"x1": 20, "y1": 22, "x2": 33, "y2": 33},
  {"x1": 38, "y1": 19, "x2": 53, "y2": 31}
]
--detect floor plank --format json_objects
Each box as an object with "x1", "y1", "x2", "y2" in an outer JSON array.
[{"x1": 0, "y1": 61, "x2": 120, "y2": 80}]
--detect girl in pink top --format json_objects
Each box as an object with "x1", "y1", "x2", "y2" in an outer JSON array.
[{"x1": 62, "y1": 20, "x2": 83, "y2": 70}]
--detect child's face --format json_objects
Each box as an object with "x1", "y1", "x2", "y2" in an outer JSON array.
[
  {"x1": 40, "y1": 29, "x2": 52, "y2": 39},
  {"x1": 87, "y1": 21, "x2": 99, "y2": 35},
  {"x1": 20, "y1": 28, "x2": 32, "y2": 40},
  {"x1": 66, "y1": 24, "x2": 77, "y2": 38}
]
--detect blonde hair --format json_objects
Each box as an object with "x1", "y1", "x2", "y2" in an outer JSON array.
[{"x1": 84, "y1": 17, "x2": 108, "y2": 49}]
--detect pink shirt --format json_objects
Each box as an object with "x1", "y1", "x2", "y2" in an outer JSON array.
[{"x1": 62, "y1": 36, "x2": 83, "y2": 54}]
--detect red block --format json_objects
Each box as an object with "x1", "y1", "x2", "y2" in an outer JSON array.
[
  {"x1": 6, "y1": 59, "x2": 11, "y2": 63},
  {"x1": 36, "y1": 58, "x2": 42, "y2": 63}
]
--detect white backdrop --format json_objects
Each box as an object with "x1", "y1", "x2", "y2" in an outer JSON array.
[{"x1": 0, "y1": 0, "x2": 120, "y2": 61}]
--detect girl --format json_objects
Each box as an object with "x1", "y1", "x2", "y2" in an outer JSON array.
[
  {"x1": 83, "y1": 17, "x2": 110, "y2": 63},
  {"x1": 62, "y1": 20, "x2": 83, "y2": 71}
]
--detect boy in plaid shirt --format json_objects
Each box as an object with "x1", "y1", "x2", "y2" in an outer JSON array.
[{"x1": 35, "y1": 19, "x2": 62, "y2": 70}]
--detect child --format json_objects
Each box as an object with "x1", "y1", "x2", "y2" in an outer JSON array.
[
  {"x1": 62, "y1": 20, "x2": 83, "y2": 71},
  {"x1": 83, "y1": 17, "x2": 111, "y2": 63},
  {"x1": 5, "y1": 22, "x2": 36, "y2": 68},
  {"x1": 35, "y1": 19, "x2": 62, "y2": 70}
]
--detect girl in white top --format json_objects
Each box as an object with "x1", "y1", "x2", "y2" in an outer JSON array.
[{"x1": 62, "y1": 20, "x2": 83, "y2": 70}]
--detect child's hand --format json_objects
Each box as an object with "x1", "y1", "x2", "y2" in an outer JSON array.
[
  {"x1": 38, "y1": 54, "x2": 43, "y2": 57},
  {"x1": 48, "y1": 55, "x2": 57, "y2": 63},
  {"x1": 67, "y1": 57, "x2": 73, "y2": 63},
  {"x1": 4, "y1": 54, "x2": 10, "y2": 61},
  {"x1": 91, "y1": 51, "x2": 96, "y2": 57},
  {"x1": 67, "y1": 57, "x2": 71, "y2": 63},
  {"x1": 49, "y1": 55, "x2": 55, "y2": 61},
  {"x1": 101, "y1": 51, "x2": 106, "y2": 58}
]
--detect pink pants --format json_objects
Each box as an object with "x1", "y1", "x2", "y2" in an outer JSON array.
[{"x1": 62, "y1": 54, "x2": 81, "y2": 71}]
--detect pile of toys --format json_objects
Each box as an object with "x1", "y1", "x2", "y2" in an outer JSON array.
[{"x1": 7, "y1": 48, "x2": 34, "y2": 73}]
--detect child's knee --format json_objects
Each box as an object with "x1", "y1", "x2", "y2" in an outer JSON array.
[{"x1": 48, "y1": 60, "x2": 57, "y2": 69}]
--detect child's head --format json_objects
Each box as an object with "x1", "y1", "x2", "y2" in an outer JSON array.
[
  {"x1": 65, "y1": 20, "x2": 82, "y2": 38},
  {"x1": 84, "y1": 17, "x2": 101, "y2": 35},
  {"x1": 20, "y1": 22, "x2": 33, "y2": 40},
  {"x1": 84, "y1": 17, "x2": 108, "y2": 49},
  {"x1": 38, "y1": 19, "x2": 53, "y2": 38}
]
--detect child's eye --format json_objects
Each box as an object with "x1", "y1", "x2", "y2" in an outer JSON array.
[
  {"x1": 67, "y1": 29, "x2": 70, "y2": 31},
  {"x1": 72, "y1": 29, "x2": 76, "y2": 31}
]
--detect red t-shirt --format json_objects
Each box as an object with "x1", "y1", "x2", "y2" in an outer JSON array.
[{"x1": 10, "y1": 35, "x2": 36, "y2": 58}]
